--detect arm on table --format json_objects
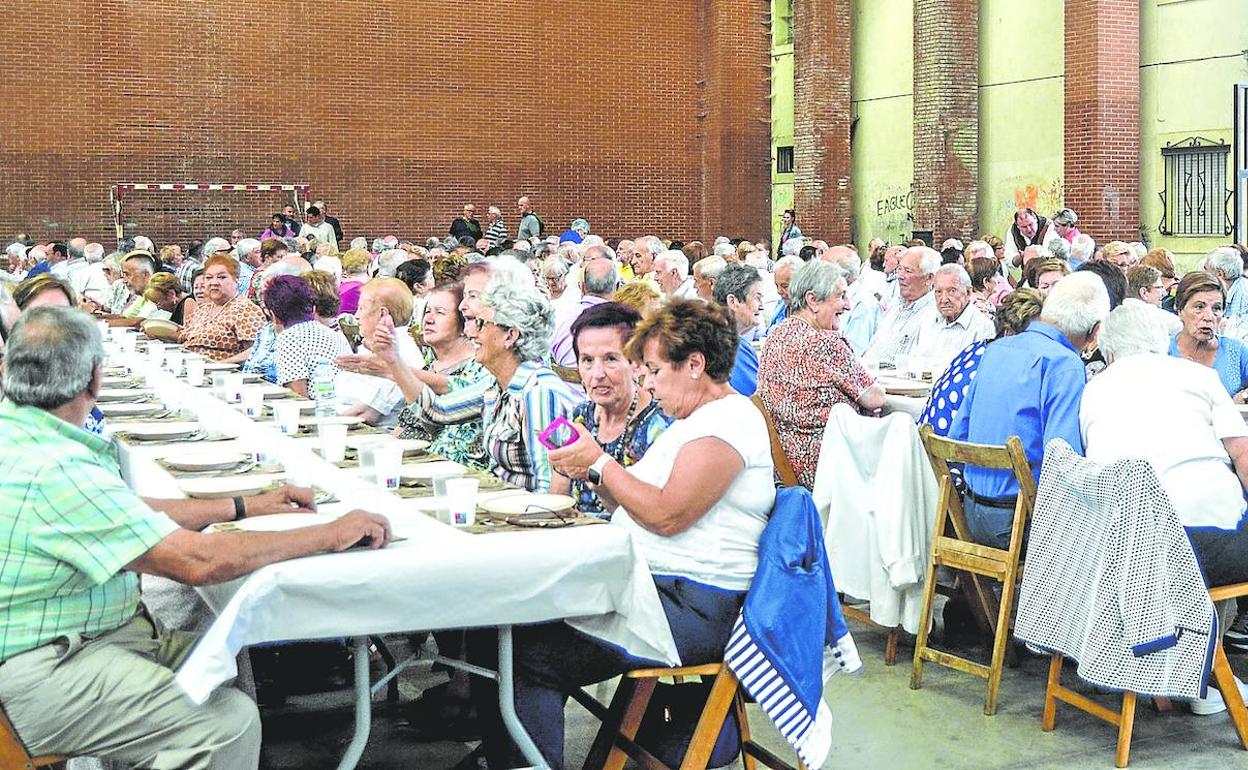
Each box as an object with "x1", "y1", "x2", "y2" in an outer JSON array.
[{"x1": 143, "y1": 485, "x2": 317, "y2": 530}]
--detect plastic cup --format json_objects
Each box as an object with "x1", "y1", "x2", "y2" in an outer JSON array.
[
  {"x1": 210, "y1": 371, "x2": 229, "y2": 398},
  {"x1": 240, "y1": 387, "x2": 265, "y2": 418},
  {"x1": 146, "y1": 339, "x2": 165, "y2": 366},
  {"x1": 164, "y1": 349, "x2": 184, "y2": 376},
  {"x1": 318, "y1": 422, "x2": 349, "y2": 463},
  {"x1": 444, "y1": 477, "x2": 480, "y2": 526},
  {"x1": 373, "y1": 444, "x2": 403, "y2": 491},
  {"x1": 272, "y1": 401, "x2": 303, "y2": 436},
  {"x1": 223, "y1": 373, "x2": 243, "y2": 404},
  {"x1": 117, "y1": 333, "x2": 137, "y2": 354},
  {"x1": 356, "y1": 439, "x2": 384, "y2": 484},
  {"x1": 185, "y1": 356, "x2": 206, "y2": 386},
  {"x1": 431, "y1": 473, "x2": 465, "y2": 522}
]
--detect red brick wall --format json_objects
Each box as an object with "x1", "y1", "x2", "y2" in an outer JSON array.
[
  {"x1": 0, "y1": 0, "x2": 771, "y2": 248},
  {"x1": 1064, "y1": 0, "x2": 1140, "y2": 242},
  {"x1": 792, "y1": 0, "x2": 852, "y2": 244},
  {"x1": 913, "y1": 0, "x2": 978, "y2": 241}
]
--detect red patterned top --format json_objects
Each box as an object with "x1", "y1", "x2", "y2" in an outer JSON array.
[
  {"x1": 758, "y1": 317, "x2": 875, "y2": 488},
  {"x1": 182, "y1": 294, "x2": 264, "y2": 361}
]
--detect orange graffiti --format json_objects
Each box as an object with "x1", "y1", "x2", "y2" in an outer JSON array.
[{"x1": 1013, "y1": 185, "x2": 1039, "y2": 211}]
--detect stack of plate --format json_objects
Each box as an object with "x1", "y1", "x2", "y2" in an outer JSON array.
[
  {"x1": 118, "y1": 423, "x2": 200, "y2": 441},
  {"x1": 160, "y1": 447, "x2": 251, "y2": 472},
  {"x1": 97, "y1": 402, "x2": 164, "y2": 417},
  {"x1": 96, "y1": 388, "x2": 153, "y2": 402},
  {"x1": 178, "y1": 473, "x2": 286, "y2": 499}
]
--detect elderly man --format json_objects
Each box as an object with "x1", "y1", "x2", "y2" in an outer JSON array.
[
  {"x1": 1206, "y1": 245, "x2": 1248, "y2": 322},
  {"x1": 450, "y1": 204, "x2": 483, "y2": 245},
  {"x1": 516, "y1": 196, "x2": 543, "y2": 241},
  {"x1": 315, "y1": 199, "x2": 345, "y2": 243},
  {"x1": 950, "y1": 272, "x2": 1109, "y2": 547},
  {"x1": 767, "y1": 255, "x2": 804, "y2": 331},
  {"x1": 863, "y1": 245, "x2": 940, "y2": 368},
  {"x1": 550, "y1": 258, "x2": 618, "y2": 366},
  {"x1": 558, "y1": 218, "x2": 590, "y2": 245},
  {"x1": 1070, "y1": 233, "x2": 1095, "y2": 270},
  {"x1": 108, "y1": 251, "x2": 166, "y2": 324},
  {"x1": 713, "y1": 262, "x2": 764, "y2": 396},
  {"x1": 632, "y1": 235, "x2": 663, "y2": 282},
  {"x1": 61, "y1": 237, "x2": 110, "y2": 307},
  {"x1": 654, "y1": 249, "x2": 694, "y2": 301},
  {"x1": 336, "y1": 278, "x2": 423, "y2": 427},
  {"x1": 484, "y1": 206, "x2": 508, "y2": 248},
  {"x1": 0, "y1": 306, "x2": 390, "y2": 769},
  {"x1": 232, "y1": 238, "x2": 262, "y2": 298},
  {"x1": 299, "y1": 206, "x2": 337, "y2": 249},
  {"x1": 1004, "y1": 207, "x2": 1059, "y2": 268},
  {"x1": 909, "y1": 264, "x2": 995, "y2": 375},
  {"x1": 692, "y1": 255, "x2": 727, "y2": 302}
]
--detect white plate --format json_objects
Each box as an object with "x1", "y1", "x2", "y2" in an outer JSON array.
[
  {"x1": 480, "y1": 493, "x2": 576, "y2": 516},
  {"x1": 299, "y1": 414, "x2": 364, "y2": 427},
  {"x1": 118, "y1": 422, "x2": 200, "y2": 441},
  {"x1": 241, "y1": 372, "x2": 263, "y2": 383},
  {"x1": 160, "y1": 448, "x2": 250, "y2": 472},
  {"x1": 252, "y1": 384, "x2": 294, "y2": 400},
  {"x1": 876, "y1": 376, "x2": 932, "y2": 397},
  {"x1": 96, "y1": 388, "x2": 153, "y2": 402},
  {"x1": 399, "y1": 460, "x2": 468, "y2": 480},
  {"x1": 178, "y1": 474, "x2": 286, "y2": 499},
  {"x1": 273, "y1": 400, "x2": 317, "y2": 413},
  {"x1": 97, "y1": 402, "x2": 164, "y2": 416},
  {"x1": 203, "y1": 361, "x2": 238, "y2": 371},
  {"x1": 212, "y1": 513, "x2": 337, "y2": 533},
  {"x1": 101, "y1": 376, "x2": 137, "y2": 387},
  {"x1": 345, "y1": 437, "x2": 430, "y2": 453}
]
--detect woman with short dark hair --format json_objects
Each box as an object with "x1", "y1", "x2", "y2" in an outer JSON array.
[{"x1": 262, "y1": 274, "x2": 350, "y2": 397}]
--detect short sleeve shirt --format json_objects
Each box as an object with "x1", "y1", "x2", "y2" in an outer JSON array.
[
  {"x1": 183, "y1": 294, "x2": 264, "y2": 361},
  {"x1": 275, "y1": 320, "x2": 351, "y2": 387},
  {"x1": 0, "y1": 401, "x2": 178, "y2": 661}
]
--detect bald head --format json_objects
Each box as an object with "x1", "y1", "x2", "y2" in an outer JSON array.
[
  {"x1": 359, "y1": 277, "x2": 415, "y2": 337},
  {"x1": 820, "y1": 245, "x2": 854, "y2": 265},
  {"x1": 582, "y1": 258, "x2": 619, "y2": 298}
]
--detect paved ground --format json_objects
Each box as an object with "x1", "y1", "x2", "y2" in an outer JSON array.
[{"x1": 256, "y1": 625, "x2": 1248, "y2": 769}]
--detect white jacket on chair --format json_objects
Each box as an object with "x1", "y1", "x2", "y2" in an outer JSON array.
[{"x1": 811, "y1": 404, "x2": 939, "y2": 634}]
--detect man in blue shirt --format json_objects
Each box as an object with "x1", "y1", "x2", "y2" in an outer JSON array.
[
  {"x1": 714, "y1": 262, "x2": 764, "y2": 396},
  {"x1": 949, "y1": 272, "x2": 1109, "y2": 548}
]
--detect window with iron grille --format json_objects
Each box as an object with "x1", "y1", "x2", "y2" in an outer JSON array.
[
  {"x1": 1158, "y1": 137, "x2": 1233, "y2": 237},
  {"x1": 776, "y1": 146, "x2": 795, "y2": 174}
]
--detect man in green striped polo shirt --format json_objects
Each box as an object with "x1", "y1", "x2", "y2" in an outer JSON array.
[{"x1": 0, "y1": 306, "x2": 393, "y2": 769}]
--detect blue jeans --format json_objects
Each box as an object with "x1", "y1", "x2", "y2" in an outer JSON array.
[
  {"x1": 470, "y1": 575, "x2": 746, "y2": 769},
  {"x1": 961, "y1": 492, "x2": 1019, "y2": 550}
]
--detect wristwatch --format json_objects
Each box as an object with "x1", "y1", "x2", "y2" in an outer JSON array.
[{"x1": 587, "y1": 454, "x2": 611, "y2": 486}]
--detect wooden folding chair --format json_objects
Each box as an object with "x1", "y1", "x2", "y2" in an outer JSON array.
[
  {"x1": 1041, "y1": 581, "x2": 1248, "y2": 767},
  {"x1": 552, "y1": 364, "x2": 582, "y2": 385},
  {"x1": 748, "y1": 394, "x2": 901, "y2": 665},
  {"x1": 910, "y1": 425, "x2": 1035, "y2": 715},
  {"x1": 570, "y1": 663, "x2": 803, "y2": 770},
  {"x1": 0, "y1": 704, "x2": 65, "y2": 770}
]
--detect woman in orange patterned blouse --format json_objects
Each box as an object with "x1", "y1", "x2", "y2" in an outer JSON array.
[
  {"x1": 180, "y1": 255, "x2": 264, "y2": 362},
  {"x1": 758, "y1": 259, "x2": 885, "y2": 488}
]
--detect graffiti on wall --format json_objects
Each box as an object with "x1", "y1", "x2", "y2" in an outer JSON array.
[
  {"x1": 865, "y1": 183, "x2": 915, "y2": 243},
  {"x1": 987, "y1": 177, "x2": 1064, "y2": 232}
]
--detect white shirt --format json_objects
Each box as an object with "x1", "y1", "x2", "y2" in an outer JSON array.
[
  {"x1": 299, "y1": 221, "x2": 338, "y2": 247},
  {"x1": 1003, "y1": 221, "x2": 1060, "y2": 266},
  {"x1": 862, "y1": 290, "x2": 936, "y2": 367},
  {"x1": 613, "y1": 394, "x2": 776, "y2": 590},
  {"x1": 1081, "y1": 353, "x2": 1248, "y2": 529},
  {"x1": 60, "y1": 259, "x2": 111, "y2": 304},
  {"x1": 672, "y1": 276, "x2": 698, "y2": 301},
  {"x1": 335, "y1": 332, "x2": 423, "y2": 427},
  {"x1": 910, "y1": 301, "x2": 995, "y2": 376},
  {"x1": 858, "y1": 265, "x2": 888, "y2": 303}
]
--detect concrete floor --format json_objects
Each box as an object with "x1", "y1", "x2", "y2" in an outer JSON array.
[{"x1": 257, "y1": 625, "x2": 1248, "y2": 770}]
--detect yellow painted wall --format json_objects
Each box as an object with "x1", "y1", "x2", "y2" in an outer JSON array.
[
  {"x1": 978, "y1": 0, "x2": 1065, "y2": 241},
  {"x1": 770, "y1": 0, "x2": 794, "y2": 249},
  {"x1": 1140, "y1": 0, "x2": 1248, "y2": 270},
  {"x1": 849, "y1": 0, "x2": 913, "y2": 250}
]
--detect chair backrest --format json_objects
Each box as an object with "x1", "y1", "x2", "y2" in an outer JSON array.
[
  {"x1": 749, "y1": 393, "x2": 801, "y2": 488},
  {"x1": 918, "y1": 423, "x2": 1038, "y2": 525},
  {"x1": 552, "y1": 364, "x2": 582, "y2": 385},
  {"x1": 0, "y1": 702, "x2": 56, "y2": 768}
]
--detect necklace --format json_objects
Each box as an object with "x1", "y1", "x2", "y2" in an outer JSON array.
[{"x1": 590, "y1": 389, "x2": 642, "y2": 466}]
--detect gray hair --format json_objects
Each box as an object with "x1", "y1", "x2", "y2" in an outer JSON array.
[
  {"x1": 696, "y1": 255, "x2": 728, "y2": 281},
  {"x1": 492, "y1": 254, "x2": 541, "y2": 290},
  {"x1": 261, "y1": 260, "x2": 310, "y2": 283},
  {"x1": 488, "y1": 205, "x2": 502, "y2": 217},
  {"x1": 1098, "y1": 302, "x2": 1170, "y2": 361},
  {"x1": 68, "y1": 241, "x2": 86, "y2": 261},
  {"x1": 1071, "y1": 234, "x2": 1096, "y2": 262},
  {"x1": 481, "y1": 282, "x2": 556, "y2": 363},
  {"x1": 832, "y1": 251, "x2": 861, "y2": 280},
  {"x1": 910, "y1": 246, "x2": 942, "y2": 276},
  {"x1": 570, "y1": 218, "x2": 590, "y2": 234},
  {"x1": 349, "y1": 237, "x2": 369, "y2": 251},
  {"x1": 201, "y1": 237, "x2": 231, "y2": 258},
  {"x1": 713, "y1": 262, "x2": 761, "y2": 305},
  {"x1": 235, "y1": 238, "x2": 261, "y2": 260},
  {"x1": 376, "y1": 249, "x2": 408, "y2": 278},
  {"x1": 934, "y1": 263, "x2": 972, "y2": 290},
  {"x1": 540, "y1": 255, "x2": 569, "y2": 279},
  {"x1": 1053, "y1": 207, "x2": 1079, "y2": 227},
  {"x1": 2, "y1": 306, "x2": 103, "y2": 409},
  {"x1": 133, "y1": 235, "x2": 154, "y2": 253},
  {"x1": 781, "y1": 238, "x2": 803, "y2": 257},
  {"x1": 5, "y1": 242, "x2": 27, "y2": 261},
  {"x1": 582, "y1": 259, "x2": 619, "y2": 296},
  {"x1": 712, "y1": 242, "x2": 736, "y2": 259},
  {"x1": 123, "y1": 252, "x2": 156, "y2": 273},
  {"x1": 635, "y1": 235, "x2": 664, "y2": 260},
  {"x1": 789, "y1": 260, "x2": 847, "y2": 313},
  {"x1": 1048, "y1": 237, "x2": 1071, "y2": 262},
  {"x1": 656, "y1": 250, "x2": 690, "y2": 280},
  {"x1": 1040, "y1": 271, "x2": 1110, "y2": 339},
  {"x1": 774, "y1": 255, "x2": 805, "y2": 278},
  {"x1": 314, "y1": 255, "x2": 342, "y2": 280},
  {"x1": 964, "y1": 240, "x2": 992, "y2": 261},
  {"x1": 1208, "y1": 246, "x2": 1243, "y2": 281},
  {"x1": 84, "y1": 243, "x2": 104, "y2": 262}
]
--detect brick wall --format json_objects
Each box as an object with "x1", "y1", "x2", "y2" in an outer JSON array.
[
  {"x1": 792, "y1": 0, "x2": 852, "y2": 244},
  {"x1": 1064, "y1": 0, "x2": 1140, "y2": 242},
  {"x1": 913, "y1": 0, "x2": 978, "y2": 241},
  {"x1": 0, "y1": 0, "x2": 771, "y2": 248}
]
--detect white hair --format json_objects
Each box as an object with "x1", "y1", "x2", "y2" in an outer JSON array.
[
  {"x1": 908, "y1": 246, "x2": 941, "y2": 276},
  {"x1": 84, "y1": 243, "x2": 104, "y2": 262},
  {"x1": 6, "y1": 242, "x2": 28, "y2": 261},
  {"x1": 350, "y1": 237, "x2": 368, "y2": 251},
  {"x1": 133, "y1": 235, "x2": 154, "y2": 253},
  {"x1": 376, "y1": 249, "x2": 408, "y2": 278},
  {"x1": 656, "y1": 249, "x2": 690, "y2": 280},
  {"x1": 1048, "y1": 237, "x2": 1071, "y2": 262},
  {"x1": 934, "y1": 263, "x2": 972, "y2": 290},
  {"x1": 201, "y1": 237, "x2": 231, "y2": 257},
  {"x1": 261, "y1": 259, "x2": 310, "y2": 283},
  {"x1": 635, "y1": 235, "x2": 664, "y2": 260},
  {"x1": 964, "y1": 240, "x2": 992, "y2": 261},
  {"x1": 781, "y1": 238, "x2": 803, "y2": 257},
  {"x1": 489, "y1": 254, "x2": 540, "y2": 290},
  {"x1": 1207, "y1": 246, "x2": 1243, "y2": 280},
  {"x1": 488, "y1": 206, "x2": 502, "y2": 217},
  {"x1": 834, "y1": 251, "x2": 862, "y2": 280},
  {"x1": 235, "y1": 238, "x2": 261, "y2": 259},
  {"x1": 1098, "y1": 302, "x2": 1170, "y2": 361},
  {"x1": 1040, "y1": 271, "x2": 1110, "y2": 339},
  {"x1": 314, "y1": 255, "x2": 342, "y2": 280},
  {"x1": 788, "y1": 260, "x2": 847, "y2": 312},
  {"x1": 1071, "y1": 234, "x2": 1096, "y2": 262},
  {"x1": 713, "y1": 242, "x2": 736, "y2": 259},
  {"x1": 714, "y1": 236, "x2": 730, "y2": 246},
  {"x1": 695, "y1": 255, "x2": 728, "y2": 280},
  {"x1": 745, "y1": 251, "x2": 771, "y2": 270},
  {"x1": 774, "y1": 255, "x2": 805, "y2": 278}
]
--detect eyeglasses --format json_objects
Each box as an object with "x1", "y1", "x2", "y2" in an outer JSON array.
[{"x1": 470, "y1": 317, "x2": 511, "y2": 333}]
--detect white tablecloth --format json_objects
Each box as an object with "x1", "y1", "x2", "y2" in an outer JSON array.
[{"x1": 111, "y1": 353, "x2": 679, "y2": 704}]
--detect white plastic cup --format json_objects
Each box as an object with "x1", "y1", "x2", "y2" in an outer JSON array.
[
  {"x1": 223, "y1": 373, "x2": 243, "y2": 404},
  {"x1": 373, "y1": 444, "x2": 403, "y2": 491},
  {"x1": 146, "y1": 339, "x2": 165, "y2": 366},
  {"x1": 356, "y1": 440, "x2": 383, "y2": 484},
  {"x1": 240, "y1": 387, "x2": 264, "y2": 418},
  {"x1": 318, "y1": 422, "x2": 349, "y2": 463},
  {"x1": 185, "y1": 356, "x2": 206, "y2": 386},
  {"x1": 210, "y1": 371, "x2": 229, "y2": 398},
  {"x1": 431, "y1": 473, "x2": 464, "y2": 522},
  {"x1": 272, "y1": 401, "x2": 302, "y2": 436},
  {"x1": 116, "y1": 332, "x2": 137, "y2": 354},
  {"x1": 444, "y1": 477, "x2": 480, "y2": 526},
  {"x1": 164, "y1": 349, "x2": 184, "y2": 376}
]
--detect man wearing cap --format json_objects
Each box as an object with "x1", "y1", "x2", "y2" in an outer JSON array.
[
  {"x1": 449, "y1": 204, "x2": 484, "y2": 245},
  {"x1": 558, "y1": 219, "x2": 590, "y2": 244}
]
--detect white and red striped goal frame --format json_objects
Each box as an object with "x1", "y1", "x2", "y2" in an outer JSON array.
[{"x1": 109, "y1": 183, "x2": 312, "y2": 244}]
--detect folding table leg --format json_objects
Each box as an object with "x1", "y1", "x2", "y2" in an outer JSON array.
[
  {"x1": 336, "y1": 637, "x2": 373, "y2": 770},
  {"x1": 497, "y1": 626, "x2": 551, "y2": 769}
]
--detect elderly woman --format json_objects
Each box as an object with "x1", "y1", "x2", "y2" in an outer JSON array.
[
  {"x1": 920, "y1": 288, "x2": 1044, "y2": 436},
  {"x1": 262, "y1": 274, "x2": 350, "y2": 397},
  {"x1": 366, "y1": 282, "x2": 491, "y2": 469},
  {"x1": 190, "y1": 269, "x2": 207, "y2": 304},
  {"x1": 758, "y1": 260, "x2": 885, "y2": 488},
  {"x1": 337, "y1": 248, "x2": 372, "y2": 315},
  {"x1": 1052, "y1": 207, "x2": 1081, "y2": 242},
  {"x1": 1082, "y1": 301, "x2": 1248, "y2": 711},
  {"x1": 1169, "y1": 271, "x2": 1248, "y2": 402},
  {"x1": 1031, "y1": 257, "x2": 1070, "y2": 293},
  {"x1": 611, "y1": 280, "x2": 662, "y2": 317},
  {"x1": 1126, "y1": 265, "x2": 1166, "y2": 307},
  {"x1": 303, "y1": 269, "x2": 343, "y2": 330},
  {"x1": 143, "y1": 271, "x2": 196, "y2": 327},
  {"x1": 968, "y1": 255, "x2": 1001, "y2": 315},
  {"x1": 549, "y1": 302, "x2": 672, "y2": 518},
  {"x1": 473, "y1": 300, "x2": 776, "y2": 769},
  {"x1": 180, "y1": 255, "x2": 264, "y2": 362}
]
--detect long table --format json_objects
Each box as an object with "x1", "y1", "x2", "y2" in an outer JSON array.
[{"x1": 109, "y1": 343, "x2": 679, "y2": 770}]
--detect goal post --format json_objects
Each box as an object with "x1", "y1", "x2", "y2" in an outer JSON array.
[{"x1": 109, "y1": 183, "x2": 312, "y2": 248}]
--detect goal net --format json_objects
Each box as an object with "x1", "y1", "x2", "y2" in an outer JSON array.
[{"x1": 109, "y1": 183, "x2": 311, "y2": 249}]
